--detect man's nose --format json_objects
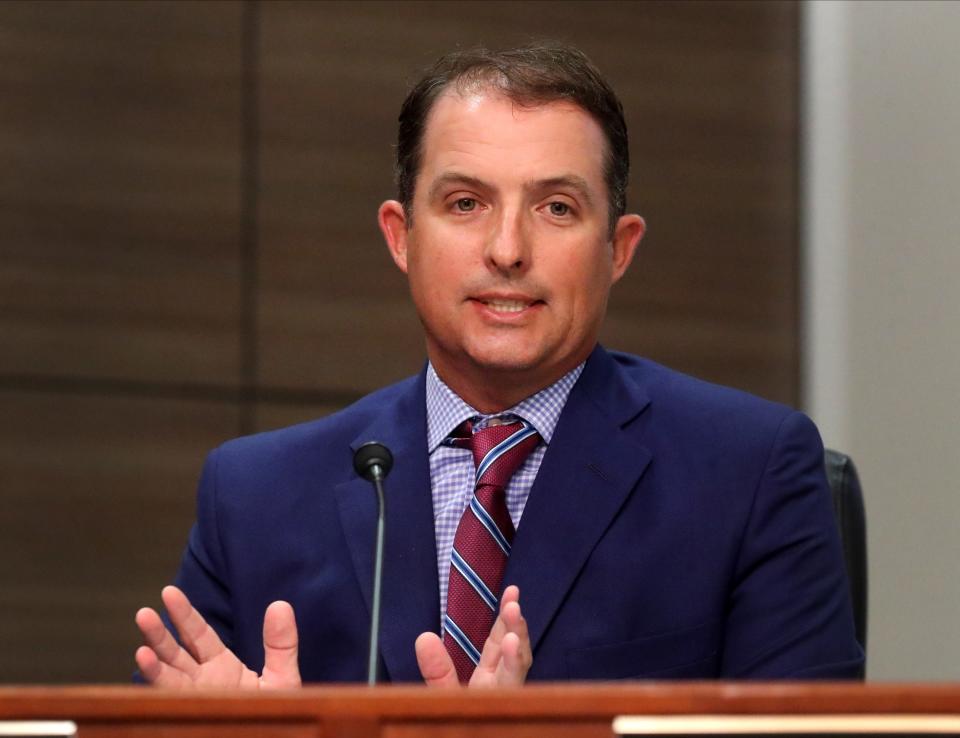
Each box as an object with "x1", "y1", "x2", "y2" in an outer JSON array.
[{"x1": 485, "y1": 208, "x2": 530, "y2": 274}]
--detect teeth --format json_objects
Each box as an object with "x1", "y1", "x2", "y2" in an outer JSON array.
[{"x1": 485, "y1": 299, "x2": 529, "y2": 313}]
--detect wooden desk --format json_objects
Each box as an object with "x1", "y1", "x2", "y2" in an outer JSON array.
[{"x1": 1, "y1": 683, "x2": 959, "y2": 738}]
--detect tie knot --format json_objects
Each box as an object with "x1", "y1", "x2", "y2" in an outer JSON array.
[{"x1": 462, "y1": 420, "x2": 541, "y2": 489}]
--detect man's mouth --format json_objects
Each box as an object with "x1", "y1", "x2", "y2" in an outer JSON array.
[{"x1": 482, "y1": 298, "x2": 533, "y2": 313}]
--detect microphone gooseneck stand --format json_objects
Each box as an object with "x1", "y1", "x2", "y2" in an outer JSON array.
[{"x1": 352, "y1": 441, "x2": 394, "y2": 686}]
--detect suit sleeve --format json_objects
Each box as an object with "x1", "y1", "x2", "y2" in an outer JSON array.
[
  {"x1": 720, "y1": 411, "x2": 865, "y2": 678},
  {"x1": 168, "y1": 447, "x2": 236, "y2": 650}
]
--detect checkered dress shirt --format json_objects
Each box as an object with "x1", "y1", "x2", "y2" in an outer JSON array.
[{"x1": 425, "y1": 361, "x2": 585, "y2": 628}]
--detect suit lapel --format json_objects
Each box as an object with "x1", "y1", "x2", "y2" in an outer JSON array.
[
  {"x1": 334, "y1": 371, "x2": 439, "y2": 681},
  {"x1": 504, "y1": 347, "x2": 653, "y2": 653}
]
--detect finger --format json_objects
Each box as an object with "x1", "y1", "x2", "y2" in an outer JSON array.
[
  {"x1": 415, "y1": 632, "x2": 460, "y2": 688},
  {"x1": 498, "y1": 632, "x2": 524, "y2": 685},
  {"x1": 498, "y1": 599, "x2": 532, "y2": 684},
  {"x1": 260, "y1": 601, "x2": 302, "y2": 689},
  {"x1": 135, "y1": 645, "x2": 162, "y2": 683},
  {"x1": 475, "y1": 596, "x2": 531, "y2": 686},
  {"x1": 162, "y1": 585, "x2": 229, "y2": 664},
  {"x1": 501, "y1": 599, "x2": 530, "y2": 659},
  {"x1": 135, "y1": 645, "x2": 193, "y2": 689},
  {"x1": 135, "y1": 606, "x2": 199, "y2": 678},
  {"x1": 501, "y1": 584, "x2": 520, "y2": 607},
  {"x1": 484, "y1": 584, "x2": 520, "y2": 646},
  {"x1": 476, "y1": 585, "x2": 521, "y2": 673}
]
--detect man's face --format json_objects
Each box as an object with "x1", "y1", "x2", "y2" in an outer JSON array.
[{"x1": 379, "y1": 90, "x2": 644, "y2": 408}]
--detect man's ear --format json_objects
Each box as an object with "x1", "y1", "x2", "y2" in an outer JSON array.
[
  {"x1": 378, "y1": 200, "x2": 410, "y2": 273},
  {"x1": 610, "y1": 214, "x2": 646, "y2": 283}
]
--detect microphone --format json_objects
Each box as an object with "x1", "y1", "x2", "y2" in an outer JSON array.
[{"x1": 352, "y1": 441, "x2": 393, "y2": 685}]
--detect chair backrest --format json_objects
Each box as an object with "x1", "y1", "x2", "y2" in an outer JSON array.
[{"x1": 824, "y1": 449, "x2": 868, "y2": 660}]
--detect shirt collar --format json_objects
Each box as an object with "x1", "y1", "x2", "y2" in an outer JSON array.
[{"x1": 425, "y1": 361, "x2": 585, "y2": 452}]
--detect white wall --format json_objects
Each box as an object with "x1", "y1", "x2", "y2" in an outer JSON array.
[{"x1": 804, "y1": 0, "x2": 960, "y2": 679}]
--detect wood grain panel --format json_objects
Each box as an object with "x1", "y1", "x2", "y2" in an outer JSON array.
[
  {"x1": 599, "y1": 0, "x2": 800, "y2": 403},
  {"x1": 0, "y1": 1, "x2": 244, "y2": 385},
  {"x1": 602, "y1": 306, "x2": 795, "y2": 404},
  {"x1": 257, "y1": 0, "x2": 424, "y2": 394},
  {"x1": 0, "y1": 390, "x2": 238, "y2": 683},
  {"x1": 253, "y1": 401, "x2": 345, "y2": 434},
  {"x1": 257, "y1": 0, "x2": 799, "y2": 404}
]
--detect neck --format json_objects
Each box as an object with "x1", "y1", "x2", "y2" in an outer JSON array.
[
  {"x1": 444, "y1": 377, "x2": 536, "y2": 415},
  {"x1": 430, "y1": 352, "x2": 591, "y2": 414}
]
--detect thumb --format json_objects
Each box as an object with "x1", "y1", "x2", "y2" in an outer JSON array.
[
  {"x1": 415, "y1": 632, "x2": 460, "y2": 688},
  {"x1": 260, "y1": 600, "x2": 302, "y2": 689}
]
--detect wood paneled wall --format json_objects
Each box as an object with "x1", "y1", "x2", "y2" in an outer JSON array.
[{"x1": 0, "y1": 1, "x2": 799, "y2": 682}]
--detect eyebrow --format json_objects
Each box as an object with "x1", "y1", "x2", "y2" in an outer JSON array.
[
  {"x1": 528, "y1": 175, "x2": 594, "y2": 207},
  {"x1": 427, "y1": 173, "x2": 489, "y2": 202},
  {"x1": 427, "y1": 172, "x2": 596, "y2": 207}
]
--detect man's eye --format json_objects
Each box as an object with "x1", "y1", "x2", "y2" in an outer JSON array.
[
  {"x1": 548, "y1": 201, "x2": 570, "y2": 216},
  {"x1": 455, "y1": 198, "x2": 477, "y2": 212}
]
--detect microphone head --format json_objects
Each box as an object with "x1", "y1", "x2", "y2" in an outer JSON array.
[{"x1": 353, "y1": 441, "x2": 394, "y2": 482}]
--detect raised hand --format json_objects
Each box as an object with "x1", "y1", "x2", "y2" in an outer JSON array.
[
  {"x1": 414, "y1": 585, "x2": 532, "y2": 688},
  {"x1": 135, "y1": 585, "x2": 301, "y2": 689}
]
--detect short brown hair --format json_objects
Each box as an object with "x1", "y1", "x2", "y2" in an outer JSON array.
[{"x1": 395, "y1": 42, "x2": 630, "y2": 234}]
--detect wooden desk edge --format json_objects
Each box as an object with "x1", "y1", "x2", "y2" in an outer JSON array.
[{"x1": 1, "y1": 683, "x2": 960, "y2": 721}]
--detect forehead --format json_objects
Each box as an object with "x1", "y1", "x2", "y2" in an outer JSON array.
[{"x1": 417, "y1": 90, "x2": 607, "y2": 188}]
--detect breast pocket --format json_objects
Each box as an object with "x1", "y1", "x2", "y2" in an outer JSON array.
[{"x1": 565, "y1": 619, "x2": 721, "y2": 680}]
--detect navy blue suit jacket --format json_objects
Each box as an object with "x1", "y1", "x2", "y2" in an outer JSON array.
[{"x1": 174, "y1": 346, "x2": 864, "y2": 681}]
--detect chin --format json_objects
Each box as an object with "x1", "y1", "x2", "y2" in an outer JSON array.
[{"x1": 465, "y1": 346, "x2": 546, "y2": 375}]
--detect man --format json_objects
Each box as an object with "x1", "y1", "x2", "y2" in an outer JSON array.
[{"x1": 134, "y1": 43, "x2": 864, "y2": 688}]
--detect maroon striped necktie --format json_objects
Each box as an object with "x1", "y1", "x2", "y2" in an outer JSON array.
[{"x1": 442, "y1": 419, "x2": 541, "y2": 683}]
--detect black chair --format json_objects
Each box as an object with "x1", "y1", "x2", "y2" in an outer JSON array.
[{"x1": 824, "y1": 449, "x2": 868, "y2": 663}]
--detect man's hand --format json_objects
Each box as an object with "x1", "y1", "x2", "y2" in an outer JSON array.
[
  {"x1": 414, "y1": 585, "x2": 532, "y2": 687},
  {"x1": 135, "y1": 585, "x2": 301, "y2": 689},
  {"x1": 138, "y1": 584, "x2": 530, "y2": 688}
]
